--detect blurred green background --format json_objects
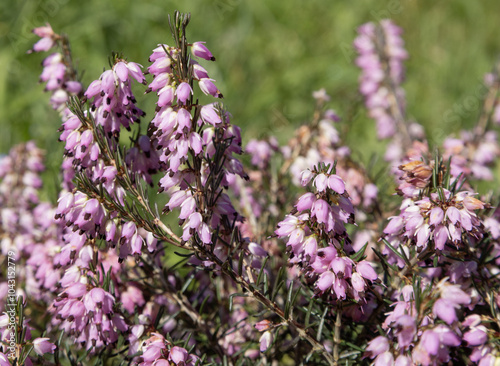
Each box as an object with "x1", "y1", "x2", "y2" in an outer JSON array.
[{"x1": 1, "y1": 0, "x2": 500, "y2": 194}]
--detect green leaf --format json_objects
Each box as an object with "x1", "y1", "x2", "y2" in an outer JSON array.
[
  {"x1": 305, "y1": 299, "x2": 314, "y2": 328},
  {"x1": 284, "y1": 282, "x2": 294, "y2": 320},
  {"x1": 229, "y1": 293, "x2": 248, "y2": 312},
  {"x1": 316, "y1": 307, "x2": 328, "y2": 341},
  {"x1": 350, "y1": 241, "x2": 368, "y2": 262},
  {"x1": 256, "y1": 256, "x2": 269, "y2": 287}
]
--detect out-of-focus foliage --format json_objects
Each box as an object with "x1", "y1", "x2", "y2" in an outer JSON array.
[{"x1": 2, "y1": 0, "x2": 500, "y2": 193}]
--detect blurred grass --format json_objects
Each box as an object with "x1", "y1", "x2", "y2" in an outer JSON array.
[{"x1": 1, "y1": 0, "x2": 500, "y2": 197}]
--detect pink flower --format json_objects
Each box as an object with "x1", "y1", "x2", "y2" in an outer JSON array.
[
  {"x1": 33, "y1": 24, "x2": 54, "y2": 38},
  {"x1": 317, "y1": 271, "x2": 335, "y2": 291},
  {"x1": 374, "y1": 352, "x2": 394, "y2": 366},
  {"x1": 169, "y1": 346, "x2": 188, "y2": 364},
  {"x1": 356, "y1": 261, "x2": 378, "y2": 281},
  {"x1": 295, "y1": 193, "x2": 316, "y2": 212},
  {"x1": 300, "y1": 170, "x2": 314, "y2": 186},
  {"x1": 464, "y1": 326, "x2": 488, "y2": 346},
  {"x1": 191, "y1": 41, "x2": 215, "y2": 61},
  {"x1": 313, "y1": 173, "x2": 328, "y2": 192},
  {"x1": 395, "y1": 355, "x2": 412, "y2": 366},
  {"x1": 33, "y1": 337, "x2": 56, "y2": 355},
  {"x1": 384, "y1": 216, "x2": 404, "y2": 235},
  {"x1": 176, "y1": 82, "x2": 193, "y2": 104},
  {"x1": 351, "y1": 272, "x2": 366, "y2": 292},
  {"x1": 200, "y1": 104, "x2": 221, "y2": 125},
  {"x1": 327, "y1": 174, "x2": 345, "y2": 194},
  {"x1": 429, "y1": 207, "x2": 444, "y2": 226},
  {"x1": 0, "y1": 352, "x2": 10, "y2": 366},
  {"x1": 259, "y1": 331, "x2": 272, "y2": 352},
  {"x1": 312, "y1": 199, "x2": 330, "y2": 223},
  {"x1": 255, "y1": 319, "x2": 272, "y2": 332},
  {"x1": 198, "y1": 78, "x2": 220, "y2": 98},
  {"x1": 433, "y1": 299, "x2": 457, "y2": 324},
  {"x1": 395, "y1": 315, "x2": 416, "y2": 347},
  {"x1": 420, "y1": 330, "x2": 439, "y2": 355},
  {"x1": 366, "y1": 336, "x2": 389, "y2": 357},
  {"x1": 192, "y1": 63, "x2": 209, "y2": 79}
]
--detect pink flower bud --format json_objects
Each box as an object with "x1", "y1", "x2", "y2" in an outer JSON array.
[
  {"x1": 440, "y1": 284, "x2": 471, "y2": 304},
  {"x1": 167, "y1": 190, "x2": 188, "y2": 210},
  {"x1": 126, "y1": 61, "x2": 145, "y2": 83},
  {"x1": 188, "y1": 132, "x2": 203, "y2": 154},
  {"x1": 313, "y1": 173, "x2": 328, "y2": 192},
  {"x1": 312, "y1": 199, "x2": 329, "y2": 224},
  {"x1": 446, "y1": 206, "x2": 460, "y2": 224},
  {"x1": 249, "y1": 242, "x2": 267, "y2": 257},
  {"x1": 255, "y1": 319, "x2": 272, "y2": 332},
  {"x1": 433, "y1": 299, "x2": 457, "y2": 324},
  {"x1": 374, "y1": 352, "x2": 394, "y2": 366},
  {"x1": 428, "y1": 207, "x2": 444, "y2": 226},
  {"x1": 33, "y1": 37, "x2": 56, "y2": 52},
  {"x1": 395, "y1": 355, "x2": 412, "y2": 366},
  {"x1": 176, "y1": 82, "x2": 193, "y2": 104},
  {"x1": 121, "y1": 221, "x2": 137, "y2": 239},
  {"x1": 198, "y1": 78, "x2": 220, "y2": 98},
  {"x1": 395, "y1": 315, "x2": 416, "y2": 347},
  {"x1": 420, "y1": 329, "x2": 439, "y2": 355},
  {"x1": 65, "y1": 283, "x2": 87, "y2": 298},
  {"x1": 300, "y1": 170, "x2": 314, "y2": 186},
  {"x1": 303, "y1": 236, "x2": 318, "y2": 257},
  {"x1": 177, "y1": 108, "x2": 192, "y2": 130},
  {"x1": 200, "y1": 104, "x2": 221, "y2": 125},
  {"x1": 199, "y1": 223, "x2": 212, "y2": 244},
  {"x1": 169, "y1": 346, "x2": 188, "y2": 364},
  {"x1": 179, "y1": 196, "x2": 196, "y2": 220},
  {"x1": 351, "y1": 272, "x2": 365, "y2": 292},
  {"x1": 259, "y1": 331, "x2": 272, "y2": 352},
  {"x1": 464, "y1": 326, "x2": 488, "y2": 346},
  {"x1": 356, "y1": 261, "x2": 378, "y2": 281},
  {"x1": 191, "y1": 41, "x2": 215, "y2": 61},
  {"x1": 157, "y1": 85, "x2": 175, "y2": 107},
  {"x1": 56, "y1": 191, "x2": 74, "y2": 216},
  {"x1": 384, "y1": 216, "x2": 404, "y2": 235},
  {"x1": 327, "y1": 174, "x2": 345, "y2": 194},
  {"x1": 295, "y1": 192, "x2": 316, "y2": 212},
  {"x1": 114, "y1": 62, "x2": 129, "y2": 82},
  {"x1": 33, "y1": 24, "x2": 54, "y2": 38},
  {"x1": 192, "y1": 63, "x2": 209, "y2": 79},
  {"x1": 317, "y1": 271, "x2": 335, "y2": 291},
  {"x1": 33, "y1": 338, "x2": 56, "y2": 356},
  {"x1": 149, "y1": 73, "x2": 170, "y2": 91},
  {"x1": 366, "y1": 336, "x2": 389, "y2": 357},
  {"x1": 463, "y1": 196, "x2": 485, "y2": 211}
]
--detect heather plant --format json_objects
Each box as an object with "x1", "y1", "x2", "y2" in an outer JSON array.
[{"x1": 1, "y1": 11, "x2": 500, "y2": 366}]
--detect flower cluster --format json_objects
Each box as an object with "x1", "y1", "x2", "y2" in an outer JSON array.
[
  {"x1": 383, "y1": 188, "x2": 486, "y2": 259},
  {"x1": 53, "y1": 283, "x2": 127, "y2": 349},
  {"x1": 139, "y1": 333, "x2": 199, "y2": 366},
  {"x1": 29, "y1": 24, "x2": 83, "y2": 115},
  {"x1": 5, "y1": 11, "x2": 500, "y2": 366},
  {"x1": 147, "y1": 29, "x2": 246, "y2": 252},
  {"x1": 443, "y1": 130, "x2": 500, "y2": 181},
  {"x1": 85, "y1": 58, "x2": 146, "y2": 136},
  {"x1": 285, "y1": 91, "x2": 379, "y2": 210},
  {"x1": 365, "y1": 278, "x2": 499, "y2": 366},
  {"x1": 354, "y1": 20, "x2": 408, "y2": 140},
  {"x1": 0, "y1": 142, "x2": 63, "y2": 306},
  {"x1": 276, "y1": 166, "x2": 379, "y2": 309}
]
